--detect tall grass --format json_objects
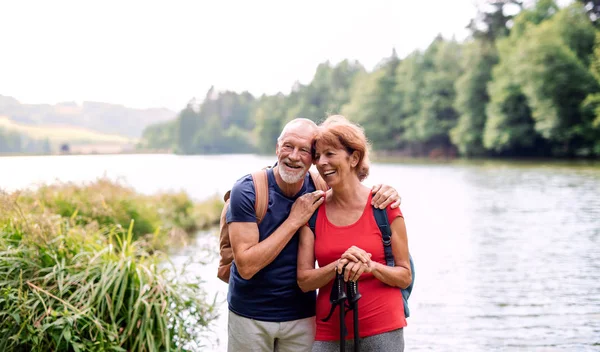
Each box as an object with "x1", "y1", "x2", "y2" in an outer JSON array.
[
  {"x1": 0, "y1": 180, "x2": 221, "y2": 351},
  {"x1": 14, "y1": 178, "x2": 223, "y2": 250}
]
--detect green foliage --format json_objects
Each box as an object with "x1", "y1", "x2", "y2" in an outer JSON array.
[
  {"x1": 467, "y1": 1, "x2": 513, "y2": 42},
  {"x1": 138, "y1": 1, "x2": 600, "y2": 159},
  {"x1": 0, "y1": 182, "x2": 220, "y2": 351},
  {"x1": 451, "y1": 40, "x2": 498, "y2": 156},
  {"x1": 138, "y1": 121, "x2": 176, "y2": 150},
  {"x1": 253, "y1": 94, "x2": 287, "y2": 154},
  {"x1": 350, "y1": 50, "x2": 402, "y2": 151},
  {"x1": 0, "y1": 128, "x2": 51, "y2": 154},
  {"x1": 13, "y1": 179, "x2": 222, "y2": 249},
  {"x1": 0, "y1": 128, "x2": 22, "y2": 153},
  {"x1": 511, "y1": 0, "x2": 560, "y2": 36},
  {"x1": 484, "y1": 1, "x2": 599, "y2": 156},
  {"x1": 414, "y1": 38, "x2": 463, "y2": 149}
]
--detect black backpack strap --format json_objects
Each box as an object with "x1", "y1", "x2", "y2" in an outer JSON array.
[
  {"x1": 372, "y1": 207, "x2": 395, "y2": 267},
  {"x1": 373, "y1": 205, "x2": 414, "y2": 318},
  {"x1": 308, "y1": 209, "x2": 319, "y2": 235}
]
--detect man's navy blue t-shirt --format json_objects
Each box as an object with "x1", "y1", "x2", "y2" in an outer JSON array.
[{"x1": 226, "y1": 168, "x2": 317, "y2": 322}]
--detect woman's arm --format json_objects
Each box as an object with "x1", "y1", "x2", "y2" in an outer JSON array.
[
  {"x1": 297, "y1": 225, "x2": 338, "y2": 292},
  {"x1": 369, "y1": 216, "x2": 412, "y2": 288}
]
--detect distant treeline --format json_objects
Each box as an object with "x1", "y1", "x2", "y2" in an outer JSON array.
[
  {"x1": 0, "y1": 128, "x2": 51, "y2": 154},
  {"x1": 142, "y1": 0, "x2": 599, "y2": 158}
]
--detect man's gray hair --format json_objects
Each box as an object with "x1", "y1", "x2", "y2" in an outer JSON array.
[{"x1": 277, "y1": 118, "x2": 318, "y2": 143}]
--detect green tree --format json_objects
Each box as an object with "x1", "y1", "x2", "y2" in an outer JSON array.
[
  {"x1": 484, "y1": 2, "x2": 599, "y2": 156},
  {"x1": 577, "y1": 0, "x2": 600, "y2": 24},
  {"x1": 468, "y1": 0, "x2": 521, "y2": 41},
  {"x1": 285, "y1": 60, "x2": 364, "y2": 123},
  {"x1": 139, "y1": 121, "x2": 177, "y2": 150},
  {"x1": 415, "y1": 38, "x2": 463, "y2": 151},
  {"x1": 451, "y1": 40, "x2": 498, "y2": 156},
  {"x1": 175, "y1": 104, "x2": 201, "y2": 154},
  {"x1": 253, "y1": 94, "x2": 287, "y2": 154},
  {"x1": 352, "y1": 50, "x2": 402, "y2": 150},
  {"x1": 0, "y1": 128, "x2": 22, "y2": 153}
]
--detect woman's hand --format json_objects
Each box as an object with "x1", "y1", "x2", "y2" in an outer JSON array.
[
  {"x1": 340, "y1": 245, "x2": 371, "y2": 264},
  {"x1": 335, "y1": 245, "x2": 373, "y2": 282},
  {"x1": 342, "y1": 260, "x2": 371, "y2": 282}
]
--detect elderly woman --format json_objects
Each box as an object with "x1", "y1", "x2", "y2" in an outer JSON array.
[{"x1": 297, "y1": 115, "x2": 412, "y2": 352}]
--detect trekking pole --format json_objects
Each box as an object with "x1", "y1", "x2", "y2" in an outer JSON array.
[
  {"x1": 322, "y1": 268, "x2": 348, "y2": 351},
  {"x1": 347, "y1": 280, "x2": 362, "y2": 352},
  {"x1": 339, "y1": 270, "x2": 346, "y2": 352}
]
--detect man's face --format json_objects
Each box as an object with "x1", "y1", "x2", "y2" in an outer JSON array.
[{"x1": 276, "y1": 128, "x2": 314, "y2": 184}]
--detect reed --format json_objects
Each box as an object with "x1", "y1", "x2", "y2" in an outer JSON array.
[{"x1": 0, "y1": 180, "x2": 220, "y2": 351}]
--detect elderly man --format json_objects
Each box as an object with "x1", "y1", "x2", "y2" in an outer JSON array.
[{"x1": 226, "y1": 118, "x2": 400, "y2": 352}]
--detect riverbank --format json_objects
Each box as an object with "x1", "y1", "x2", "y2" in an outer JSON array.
[{"x1": 0, "y1": 179, "x2": 223, "y2": 351}]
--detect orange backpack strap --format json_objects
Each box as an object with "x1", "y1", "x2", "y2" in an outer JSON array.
[
  {"x1": 217, "y1": 199, "x2": 233, "y2": 283},
  {"x1": 251, "y1": 169, "x2": 269, "y2": 224},
  {"x1": 309, "y1": 169, "x2": 328, "y2": 192}
]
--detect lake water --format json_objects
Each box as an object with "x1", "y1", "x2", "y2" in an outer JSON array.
[{"x1": 1, "y1": 154, "x2": 599, "y2": 351}]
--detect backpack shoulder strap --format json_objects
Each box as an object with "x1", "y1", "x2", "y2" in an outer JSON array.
[
  {"x1": 308, "y1": 209, "x2": 319, "y2": 235},
  {"x1": 251, "y1": 169, "x2": 269, "y2": 224},
  {"x1": 372, "y1": 206, "x2": 395, "y2": 267},
  {"x1": 309, "y1": 169, "x2": 328, "y2": 192},
  {"x1": 373, "y1": 205, "x2": 414, "y2": 317}
]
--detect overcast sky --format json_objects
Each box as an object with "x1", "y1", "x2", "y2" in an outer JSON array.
[{"x1": 0, "y1": 0, "x2": 573, "y2": 111}]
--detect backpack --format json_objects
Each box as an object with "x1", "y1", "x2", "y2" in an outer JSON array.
[
  {"x1": 217, "y1": 167, "x2": 328, "y2": 283},
  {"x1": 308, "y1": 206, "x2": 415, "y2": 318}
]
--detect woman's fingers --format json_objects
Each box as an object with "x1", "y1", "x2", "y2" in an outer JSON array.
[
  {"x1": 343, "y1": 262, "x2": 356, "y2": 282},
  {"x1": 341, "y1": 252, "x2": 360, "y2": 263},
  {"x1": 342, "y1": 246, "x2": 370, "y2": 263},
  {"x1": 343, "y1": 261, "x2": 368, "y2": 282},
  {"x1": 336, "y1": 258, "x2": 349, "y2": 274}
]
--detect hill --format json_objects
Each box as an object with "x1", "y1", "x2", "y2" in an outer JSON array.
[{"x1": 0, "y1": 95, "x2": 176, "y2": 138}]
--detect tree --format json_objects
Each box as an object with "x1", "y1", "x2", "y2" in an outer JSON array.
[
  {"x1": 451, "y1": 40, "x2": 498, "y2": 156},
  {"x1": 175, "y1": 104, "x2": 201, "y2": 154},
  {"x1": 468, "y1": 0, "x2": 522, "y2": 41},
  {"x1": 415, "y1": 38, "x2": 463, "y2": 151},
  {"x1": 253, "y1": 94, "x2": 287, "y2": 154},
  {"x1": 484, "y1": 2, "x2": 599, "y2": 156},
  {"x1": 354, "y1": 49, "x2": 402, "y2": 150},
  {"x1": 577, "y1": 0, "x2": 600, "y2": 24}
]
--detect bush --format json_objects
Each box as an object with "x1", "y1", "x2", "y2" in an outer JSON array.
[
  {"x1": 0, "y1": 182, "x2": 220, "y2": 351},
  {"x1": 13, "y1": 178, "x2": 223, "y2": 250}
]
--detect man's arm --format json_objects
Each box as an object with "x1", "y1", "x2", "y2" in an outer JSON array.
[{"x1": 229, "y1": 190, "x2": 325, "y2": 280}]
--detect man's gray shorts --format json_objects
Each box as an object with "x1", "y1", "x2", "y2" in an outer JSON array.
[
  {"x1": 311, "y1": 328, "x2": 404, "y2": 352},
  {"x1": 228, "y1": 310, "x2": 316, "y2": 352}
]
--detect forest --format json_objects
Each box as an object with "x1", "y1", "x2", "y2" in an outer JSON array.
[{"x1": 140, "y1": 1, "x2": 600, "y2": 158}]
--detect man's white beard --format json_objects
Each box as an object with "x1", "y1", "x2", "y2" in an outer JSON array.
[{"x1": 280, "y1": 165, "x2": 307, "y2": 184}]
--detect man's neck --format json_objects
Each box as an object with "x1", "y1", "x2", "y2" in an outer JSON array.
[{"x1": 273, "y1": 166, "x2": 305, "y2": 197}]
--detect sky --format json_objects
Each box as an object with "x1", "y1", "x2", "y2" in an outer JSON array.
[{"x1": 0, "y1": 0, "x2": 573, "y2": 111}]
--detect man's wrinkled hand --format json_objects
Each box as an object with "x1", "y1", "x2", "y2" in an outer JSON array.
[
  {"x1": 289, "y1": 190, "x2": 325, "y2": 227},
  {"x1": 371, "y1": 184, "x2": 401, "y2": 209}
]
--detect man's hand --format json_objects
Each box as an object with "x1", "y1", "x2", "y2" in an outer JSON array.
[
  {"x1": 371, "y1": 184, "x2": 401, "y2": 209},
  {"x1": 289, "y1": 190, "x2": 325, "y2": 227}
]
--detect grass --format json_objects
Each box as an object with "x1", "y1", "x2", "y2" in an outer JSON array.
[
  {"x1": 13, "y1": 178, "x2": 223, "y2": 251},
  {"x1": 0, "y1": 179, "x2": 223, "y2": 351}
]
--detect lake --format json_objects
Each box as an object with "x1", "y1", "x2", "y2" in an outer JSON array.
[{"x1": 1, "y1": 154, "x2": 599, "y2": 351}]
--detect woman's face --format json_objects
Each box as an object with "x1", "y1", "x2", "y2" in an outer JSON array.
[{"x1": 313, "y1": 140, "x2": 357, "y2": 187}]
